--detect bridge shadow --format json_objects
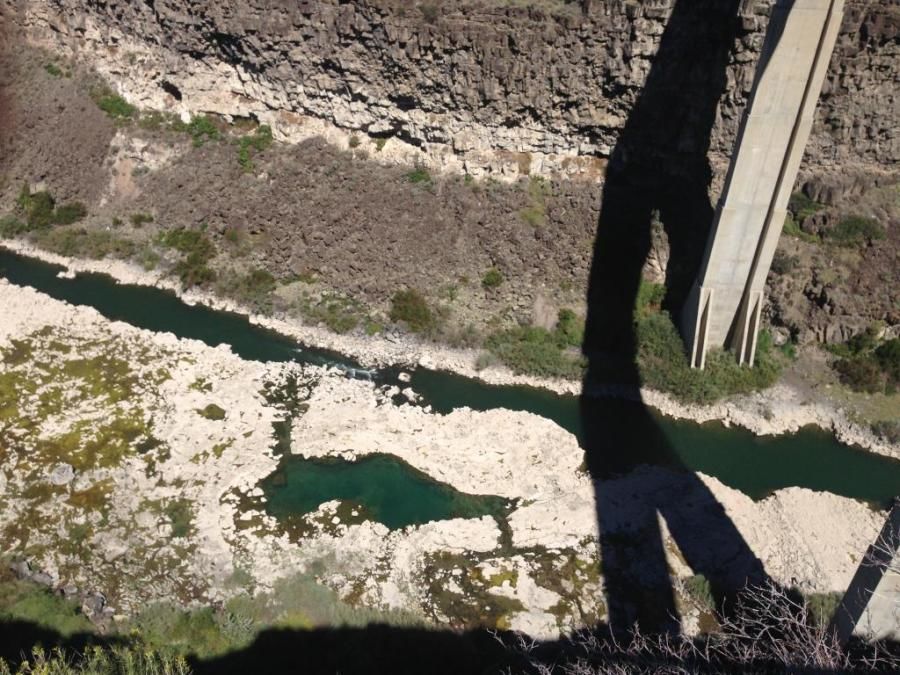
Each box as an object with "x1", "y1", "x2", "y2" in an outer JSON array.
[{"x1": 579, "y1": 0, "x2": 770, "y2": 635}]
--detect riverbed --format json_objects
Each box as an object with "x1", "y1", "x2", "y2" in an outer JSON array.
[
  {"x1": 1, "y1": 246, "x2": 898, "y2": 504},
  {"x1": 0, "y1": 247, "x2": 898, "y2": 638}
]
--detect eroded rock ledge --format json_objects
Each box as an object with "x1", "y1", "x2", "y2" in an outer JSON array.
[{"x1": 11, "y1": 0, "x2": 899, "y2": 179}]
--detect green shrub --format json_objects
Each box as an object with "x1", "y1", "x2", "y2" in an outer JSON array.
[
  {"x1": 0, "y1": 216, "x2": 27, "y2": 237},
  {"x1": 237, "y1": 124, "x2": 273, "y2": 170},
  {"x1": 482, "y1": 268, "x2": 504, "y2": 289},
  {"x1": 158, "y1": 227, "x2": 214, "y2": 260},
  {"x1": 486, "y1": 326, "x2": 585, "y2": 379},
  {"x1": 160, "y1": 227, "x2": 217, "y2": 287},
  {"x1": 770, "y1": 249, "x2": 798, "y2": 275},
  {"x1": 44, "y1": 63, "x2": 63, "y2": 77},
  {"x1": 847, "y1": 326, "x2": 880, "y2": 355},
  {"x1": 95, "y1": 92, "x2": 136, "y2": 119},
  {"x1": 635, "y1": 280, "x2": 665, "y2": 314},
  {"x1": 782, "y1": 213, "x2": 818, "y2": 242},
  {"x1": 131, "y1": 603, "x2": 231, "y2": 658},
  {"x1": 348, "y1": 134, "x2": 360, "y2": 148},
  {"x1": 52, "y1": 202, "x2": 87, "y2": 225},
  {"x1": 139, "y1": 247, "x2": 161, "y2": 271},
  {"x1": 806, "y1": 592, "x2": 842, "y2": 628},
  {"x1": 218, "y1": 268, "x2": 277, "y2": 314},
  {"x1": 683, "y1": 574, "x2": 715, "y2": 611},
  {"x1": 833, "y1": 356, "x2": 884, "y2": 393},
  {"x1": 0, "y1": 578, "x2": 93, "y2": 637},
  {"x1": 131, "y1": 212, "x2": 154, "y2": 226},
  {"x1": 788, "y1": 191, "x2": 824, "y2": 221},
  {"x1": 827, "y1": 215, "x2": 885, "y2": 245},
  {"x1": 374, "y1": 138, "x2": 387, "y2": 152},
  {"x1": 406, "y1": 166, "x2": 432, "y2": 185},
  {"x1": 174, "y1": 251, "x2": 217, "y2": 288},
  {"x1": 296, "y1": 293, "x2": 364, "y2": 334},
  {"x1": 390, "y1": 289, "x2": 433, "y2": 332},
  {"x1": 871, "y1": 419, "x2": 900, "y2": 445},
  {"x1": 634, "y1": 312, "x2": 781, "y2": 404},
  {"x1": 874, "y1": 338, "x2": 900, "y2": 384},
  {"x1": 177, "y1": 115, "x2": 220, "y2": 146},
  {"x1": 197, "y1": 403, "x2": 226, "y2": 421},
  {"x1": 19, "y1": 187, "x2": 56, "y2": 228},
  {"x1": 164, "y1": 499, "x2": 194, "y2": 537},
  {"x1": 554, "y1": 308, "x2": 584, "y2": 348}
]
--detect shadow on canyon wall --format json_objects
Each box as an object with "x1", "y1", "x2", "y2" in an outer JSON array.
[{"x1": 579, "y1": 0, "x2": 778, "y2": 635}]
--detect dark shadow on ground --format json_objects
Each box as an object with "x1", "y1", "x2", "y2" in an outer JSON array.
[
  {"x1": 3, "y1": 617, "x2": 896, "y2": 674},
  {"x1": 579, "y1": 0, "x2": 770, "y2": 635}
]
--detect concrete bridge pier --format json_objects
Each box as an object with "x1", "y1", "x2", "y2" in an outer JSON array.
[{"x1": 682, "y1": 0, "x2": 845, "y2": 368}]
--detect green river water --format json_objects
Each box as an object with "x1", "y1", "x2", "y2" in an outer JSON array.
[{"x1": 1, "y1": 248, "x2": 898, "y2": 528}]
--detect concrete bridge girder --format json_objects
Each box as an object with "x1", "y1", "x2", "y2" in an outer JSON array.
[{"x1": 682, "y1": 0, "x2": 846, "y2": 368}]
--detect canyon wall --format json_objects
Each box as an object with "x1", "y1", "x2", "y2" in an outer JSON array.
[{"x1": 10, "y1": 0, "x2": 899, "y2": 181}]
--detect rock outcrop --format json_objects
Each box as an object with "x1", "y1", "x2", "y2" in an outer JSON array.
[{"x1": 10, "y1": 0, "x2": 899, "y2": 180}]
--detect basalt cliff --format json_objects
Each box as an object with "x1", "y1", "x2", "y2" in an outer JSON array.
[{"x1": 7, "y1": 0, "x2": 898, "y2": 180}]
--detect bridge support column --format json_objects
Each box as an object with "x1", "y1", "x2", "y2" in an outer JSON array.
[{"x1": 682, "y1": 0, "x2": 845, "y2": 368}]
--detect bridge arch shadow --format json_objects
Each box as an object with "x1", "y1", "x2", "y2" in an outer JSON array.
[{"x1": 579, "y1": 0, "x2": 771, "y2": 635}]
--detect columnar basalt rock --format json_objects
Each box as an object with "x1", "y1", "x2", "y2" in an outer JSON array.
[{"x1": 8, "y1": 0, "x2": 899, "y2": 180}]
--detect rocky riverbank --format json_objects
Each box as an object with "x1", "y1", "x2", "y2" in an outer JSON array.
[
  {"x1": 2, "y1": 239, "x2": 897, "y2": 463},
  {"x1": 0, "y1": 278, "x2": 891, "y2": 640}
]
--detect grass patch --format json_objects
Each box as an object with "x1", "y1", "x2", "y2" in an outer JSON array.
[
  {"x1": 406, "y1": 166, "x2": 432, "y2": 186},
  {"x1": 481, "y1": 268, "x2": 503, "y2": 289},
  {"x1": 390, "y1": 289, "x2": 433, "y2": 333},
  {"x1": 683, "y1": 574, "x2": 715, "y2": 611},
  {"x1": 0, "y1": 574, "x2": 92, "y2": 637},
  {"x1": 237, "y1": 124, "x2": 273, "y2": 171},
  {"x1": 93, "y1": 90, "x2": 136, "y2": 120},
  {"x1": 32, "y1": 227, "x2": 136, "y2": 260},
  {"x1": 1, "y1": 646, "x2": 191, "y2": 675},
  {"x1": 519, "y1": 176, "x2": 550, "y2": 227}
]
